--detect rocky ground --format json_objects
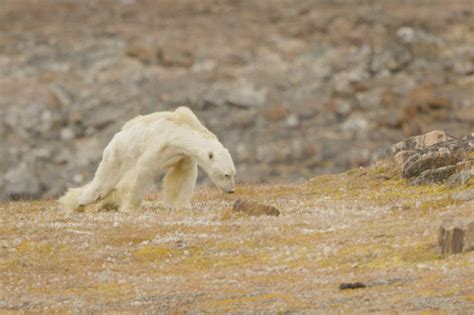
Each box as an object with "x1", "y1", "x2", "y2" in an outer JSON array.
[
  {"x1": 1, "y1": 0, "x2": 473, "y2": 201},
  {"x1": 2, "y1": 130, "x2": 474, "y2": 312},
  {"x1": 1, "y1": 161, "x2": 473, "y2": 313}
]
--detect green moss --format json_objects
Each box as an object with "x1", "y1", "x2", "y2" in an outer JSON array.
[
  {"x1": 133, "y1": 245, "x2": 181, "y2": 263},
  {"x1": 205, "y1": 293, "x2": 306, "y2": 312}
]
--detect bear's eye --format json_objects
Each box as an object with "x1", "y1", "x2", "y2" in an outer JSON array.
[
  {"x1": 208, "y1": 152, "x2": 214, "y2": 160},
  {"x1": 224, "y1": 174, "x2": 230, "y2": 178}
]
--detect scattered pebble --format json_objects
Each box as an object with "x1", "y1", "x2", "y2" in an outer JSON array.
[{"x1": 339, "y1": 282, "x2": 367, "y2": 290}]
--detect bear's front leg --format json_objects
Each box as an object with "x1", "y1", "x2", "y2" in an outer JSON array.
[{"x1": 162, "y1": 157, "x2": 198, "y2": 209}]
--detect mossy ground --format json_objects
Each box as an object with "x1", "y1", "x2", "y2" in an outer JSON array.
[{"x1": 1, "y1": 166, "x2": 473, "y2": 312}]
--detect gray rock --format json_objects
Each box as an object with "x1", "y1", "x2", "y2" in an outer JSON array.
[
  {"x1": 60, "y1": 127, "x2": 75, "y2": 141},
  {"x1": 4, "y1": 161, "x2": 41, "y2": 199},
  {"x1": 86, "y1": 106, "x2": 125, "y2": 130},
  {"x1": 397, "y1": 26, "x2": 443, "y2": 46},
  {"x1": 370, "y1": 44, "x2": 412, "y2": 73},
  {"x1": 400, "y1": 134, "x2": 472, "y2": 181},
  {"x1": 233, "y1": 199, "x2": 280, "y2": 216},
  {"x1": 387, "y1": 131, "x2": 473, "y2": 186},
  {"x1": 394, "y1": 150, "x2": 416, "y2": 166},
  {"x1": 356, "y1": 89, "x2": 383, "y2": 109},
  {"x1": 48, "y1": 84, "x2": 73, "y2": 108},
  {"x1": 439, "y1": 218, "x2": 474, "y2": 254},
  {"x1": 202, "y1": 81, "x2": 267, "y2": 108},
  {"x1": 158, "y1": 45, "x2": 194, "y2": 68},
  {"x1": 285, "y1": 114, "x2": 299, "y2": 128},
  {"x1": 412, "y1": 165, "x2": 457, "y2": 185},
  {"x1": 331, "y1": 66, "x2": 369, "y2": 95},
  {"x1": 389, "y1": 130, "x2": 454, "y2": 156}
]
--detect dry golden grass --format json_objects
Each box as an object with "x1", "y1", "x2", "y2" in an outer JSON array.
[{"x1": 1, "y1": 166, "x2": 473, "y2": 312}]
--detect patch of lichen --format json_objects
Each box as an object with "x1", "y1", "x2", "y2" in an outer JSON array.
[
  {"x1": 466, "y1": 294, "x2": 474, "y2": 303},
  {"x1": 183, "y1": 252, "x2": 259, "y2": 271},
  {"x1": 418, "y1": 197, "x2": 461, "y2": 213},
  {"x1": 134, "y1": 241, "x2": 275, "y2": 276},
  {"x1": 318, "y1": 238, "x2": 441, "y2": 272},
  {"x1": 4, "y1": 240, "x2": 92, "y2": 275},
  {"x1": 103, "y1": 227, "x2": 165, "y2": 247},
  {"x1": 65, "y1": 282, "x2": 130, "y2": 297},
  {"x1": 203, "y1": 292, "x2": 306, "y2": 313},
  {"x1": 305, "y1": 165, "x2": 461, "y2": 212},
  {"x1": 133, "y1": 244, "x2": 182, "y2": 263}
]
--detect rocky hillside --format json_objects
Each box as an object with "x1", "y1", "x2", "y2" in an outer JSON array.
[{"x1": 1, "y1": 0, "x2": 473, "y2": 200}]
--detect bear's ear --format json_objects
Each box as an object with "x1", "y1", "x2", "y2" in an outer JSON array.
[{"x1": 208, "y1": 152, "x2": 214, "y2": 160}]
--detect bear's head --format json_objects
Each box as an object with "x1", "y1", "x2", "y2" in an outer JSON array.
[{"x1": 198, "y1": 146, "x2": 236, "y2": 193}]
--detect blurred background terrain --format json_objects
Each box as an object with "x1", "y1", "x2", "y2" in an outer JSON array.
[{"x1": 0, "y1": 0, "x2": 473, "y2": 201}]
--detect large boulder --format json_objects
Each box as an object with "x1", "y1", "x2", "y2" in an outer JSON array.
[
  {"x1": 388, "y1": 131, "x2": 473, "y2": 185},
  {"x1": 439, "y1": 218, "x2": 474, "y2": 255}
]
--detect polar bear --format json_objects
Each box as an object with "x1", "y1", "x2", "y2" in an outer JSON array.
[{"x1": 59, "y1": 106, "x2": 236, "y2": 213}]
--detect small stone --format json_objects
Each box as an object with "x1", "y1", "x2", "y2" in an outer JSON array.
[
  {"x1": 339, "y1": 282, "x2": 366, "y2": 290},
  {"x1": 54, "y1": 149, "x2": 72, "y2": 165},
  {"x1": 397, "y1": 27, "x2": 416, "y2": 43},
  {"x1": 68, "y1": 111, "x2": 84, "y2": 124},
  {"x1": 47, "y1": 85, "x2": 73, "y2": 109},
  {"x1": 356, "y1": 89, "x2": 382, "y2": 109},
  {"x1": 263, "y1": 105, "x2": 288, "y2": 121},
  {"x1": 60, "y1": 127, "x2": 75, "y2": 141},
  {"x1": 72, "y1": 174, "x2": 83, "y2": 184},
  {"x1": 202, "y1": 81, "x2": 267, "y2": 108},
  {"x1": 126, "y1": 43, "x2": 156, "y2": 65},
  {"x1": 87, "y1": 106, "x2": 124, "y2": 130},
  {"x1": 232, "y1": 199, "x2": 280, "y2": 216},
  {"x1": 285, "y1": 114, "x2": 299, "y2": 128},
  {"x1": 159, "y1": 45, "x2": 194, "y2": 68},
  {"x1": 439, "y1": 218, "x2": 474, "y2": 254},
  {"x1": 191, "y1": 60, "x2": 216, "y2": 72}
]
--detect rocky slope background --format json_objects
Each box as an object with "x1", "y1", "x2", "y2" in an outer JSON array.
[{"x1": 0, "y1": 0, "x2": 473, "y2": 200}]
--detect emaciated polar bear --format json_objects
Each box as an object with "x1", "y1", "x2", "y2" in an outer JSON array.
[{"x1": 59, "y1": 107, "x2": 236, "y2": 213}]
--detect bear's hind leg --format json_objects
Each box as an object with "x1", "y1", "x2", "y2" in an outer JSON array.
[
  {"x1": 118, "y1": 164, "x2": 156, "y2": 213},
  {"x1": 77, "y1": 148, "x2": 123, "y2": 207},
  {"x1": 162, "y1": 157, "x2": 198, "y2": 209}
]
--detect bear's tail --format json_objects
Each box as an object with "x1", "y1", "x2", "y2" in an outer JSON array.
[{"x1": 58, "y1": 185, "x2": 87, "y2": 213}]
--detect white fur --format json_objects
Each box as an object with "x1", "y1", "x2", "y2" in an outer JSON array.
[{"x1": 59, "y1": 107, "x2": 236, "y2": 213}]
